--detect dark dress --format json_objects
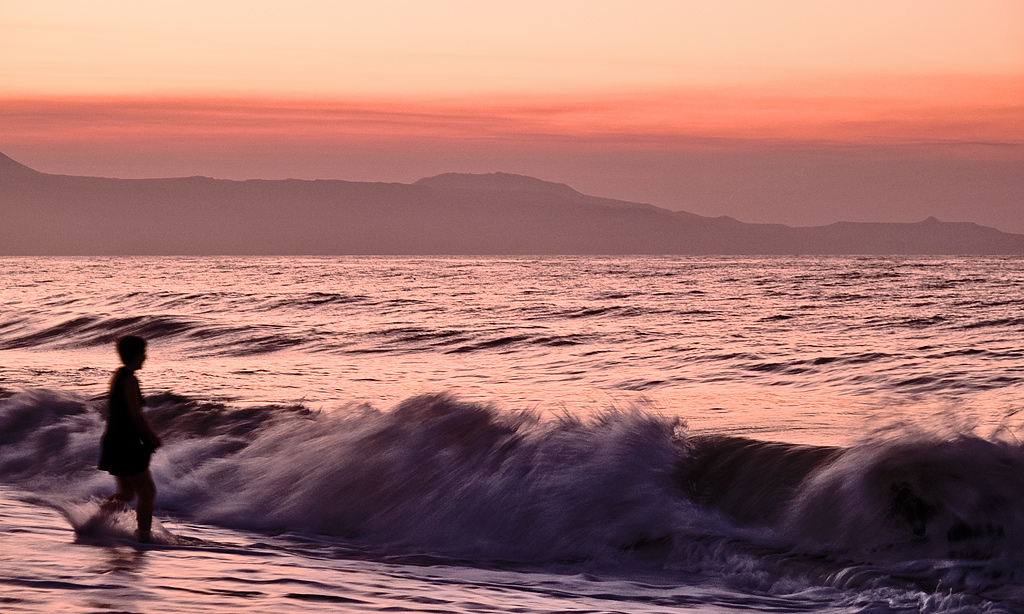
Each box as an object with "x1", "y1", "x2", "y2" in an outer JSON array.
[{"x1": 98, "y1": 367, "x2": 153, "y2": 477}]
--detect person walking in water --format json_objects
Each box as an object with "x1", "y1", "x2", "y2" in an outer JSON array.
[{"x1": 99, "y1": 335, "x2": 162, "y2": 542}]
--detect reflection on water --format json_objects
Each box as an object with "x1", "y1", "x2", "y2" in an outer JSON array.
[
  {"x1": 1, "y1": 256, "x2": 1023, "y2": 445},
  {"x1": 95, "y1": 546, "x2": 147, "y2": 575}
]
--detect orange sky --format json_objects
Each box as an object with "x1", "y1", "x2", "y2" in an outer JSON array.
[
  {"x1": 3, "y1": 1, "x2": 1023, "y2": 95},
  {"x1": 2, "y1": 1, "x2": 1022, "y2": 231},
  {"x1": 3, "y1": 0, "x2": 1022, "y2": 142},
  {"x1": 3, "y1": 74, "x2": 1022, "y2": 149}
]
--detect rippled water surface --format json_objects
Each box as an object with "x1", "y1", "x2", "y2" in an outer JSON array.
[
  {"x1": 2, "y1": 256, "x2": 1024, "y2": 613},
  {"x1": 4, "y1": 256, "x2": 1024, "y2": 440}
]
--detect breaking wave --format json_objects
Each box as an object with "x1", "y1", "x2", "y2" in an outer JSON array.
[{"x1": 3, "y1": 388, "x2": 1024, "y2": 597}]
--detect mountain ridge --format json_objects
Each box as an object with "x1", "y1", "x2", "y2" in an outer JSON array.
[
  {"x1": 0, "y1": 151, "x2": 42, "y2": 175},
  {"x1": 1, "y1": 152, "x2": 1021, "y2": 255}
]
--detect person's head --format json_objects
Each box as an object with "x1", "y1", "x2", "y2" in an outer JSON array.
[{"x1": 117, "y1": 335, "x2": 147, "y2": 368}]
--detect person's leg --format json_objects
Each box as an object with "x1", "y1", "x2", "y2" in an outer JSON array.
[{"x1": 120, "y1": 471, "x2": 156, "y2": 542}]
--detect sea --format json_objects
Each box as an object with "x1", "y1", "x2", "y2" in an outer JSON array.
[{"x1": 2, "y1": 255, "x2": 1024, "y2": 613}]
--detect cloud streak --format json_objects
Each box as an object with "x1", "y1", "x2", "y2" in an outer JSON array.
[{"x1": 4, "y1": 76, "x2": 1022, "y2": 152}]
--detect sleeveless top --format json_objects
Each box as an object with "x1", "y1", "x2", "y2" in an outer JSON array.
[{"x1": 98, "y1": 367, "x2": 152, "y2": 477}]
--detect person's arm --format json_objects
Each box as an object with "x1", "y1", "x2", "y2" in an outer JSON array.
[{"x1": 126, "y1": 376, "x2": 162, "y2": 449}]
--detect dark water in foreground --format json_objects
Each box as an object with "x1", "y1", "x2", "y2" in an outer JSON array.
[{"x1": 2, "y1": 256, "x2": 1024, "y2": 613}]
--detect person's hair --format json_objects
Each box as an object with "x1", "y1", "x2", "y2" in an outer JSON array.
[{"x1": 117, "y1": 335, "x2": 147, "y2": 364}]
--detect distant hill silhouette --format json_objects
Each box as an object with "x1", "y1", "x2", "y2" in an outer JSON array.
[
  {"x1": 2, "y1": 152, "x2": 1022, "y2": 255},
  {"x1": 0, "y1": 151, "x2": 43, "y2": 176},
  {"x1": 414, "y1": 172, "x2": 661, "y2": 212}
]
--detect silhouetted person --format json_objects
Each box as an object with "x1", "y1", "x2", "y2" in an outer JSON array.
[{"x1": 99, "y1": 335, "x2": 162, "y2": 542}]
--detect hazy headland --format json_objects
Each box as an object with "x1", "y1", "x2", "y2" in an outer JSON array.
[{"x1": 2, "y1": 151, "x2": 1021, "y2": 255}]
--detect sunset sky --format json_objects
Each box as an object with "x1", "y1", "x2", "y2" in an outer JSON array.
[{"x1": 2, "y1": 0, "x2": 1022, "y2": 230}]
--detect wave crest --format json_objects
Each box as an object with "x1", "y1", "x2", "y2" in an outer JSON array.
[{"x1": 4, "y1": 388, "x2": 1024, "y2": 586}]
